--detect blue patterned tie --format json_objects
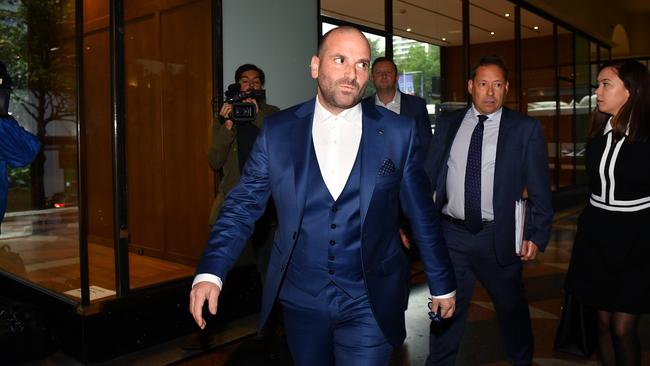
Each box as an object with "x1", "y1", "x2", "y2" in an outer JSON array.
[{"x1": 464, "y1": 115, "x2": 487, "y2": 234}]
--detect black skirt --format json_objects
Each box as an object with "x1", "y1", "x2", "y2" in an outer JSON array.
[{"x1": 565, "y1": 204, "x2": 650, "y2": 314}]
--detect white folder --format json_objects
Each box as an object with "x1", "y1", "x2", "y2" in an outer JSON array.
[{"x1": 514, "y1": 199, "x2": 527, "y2": 255}]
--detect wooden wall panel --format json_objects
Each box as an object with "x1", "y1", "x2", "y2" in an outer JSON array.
[
  {"x1": 125, "y1": 16, "x2": 166, "y2": 255},
  {"x1": 83, "y1": 31, "x2": 114, "y2": 246},
  {"x1": 160, "y1": 0, "x2": 213, "y2": 263},
  {"x1": 82, "y1": 0, "x2": 213, "y2": 264},
  {"x1": 84, "y1": 0, "x2": 108, "y2": 32},
  {"x1": 440, "y1": 46, "x2": 466, "y2": 103}
]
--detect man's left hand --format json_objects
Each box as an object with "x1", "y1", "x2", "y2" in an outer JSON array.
[
  {"x1": 519, "y1": 240, "x2": 539, "y2": 261},
  {"x1": 429, "y1": 296, "x2": 456, "y2": 319}
]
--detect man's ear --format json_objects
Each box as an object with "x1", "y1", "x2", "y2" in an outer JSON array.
[
  {"x1": 467, "y1": 79, "x2": 473, "y2": 95},
  {"x1": 310, "y1": 55, "x2": 320, "y2": 79}
]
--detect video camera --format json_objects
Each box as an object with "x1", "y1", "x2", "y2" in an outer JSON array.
[{"x1": 224, "y1": 83, "x2": 266, "y2": 123}]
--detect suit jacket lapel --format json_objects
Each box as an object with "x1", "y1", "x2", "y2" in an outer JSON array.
[
  {"x1": 435, "y1": 107, "x2": 468, "y2": 208},
  {"x1": 360, "y1": 102, "x2": 385, "y2": 226},
  {"x1": 291, "y1": 99, "x2": 316, "y2": 222},
  {"x1": 398, "y1": 92, "x2": 406, "y2": 114},
  {"x1": 494, "y1": 107, "x2": 514, "y2": 180},
  {"x1": 443, "y1": 107, "x2": 468, "y2": 161}
]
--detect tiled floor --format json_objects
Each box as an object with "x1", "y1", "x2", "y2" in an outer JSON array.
[
  {"x1": 178, "y1": 205, "x2": 650, "y2": 365},
  {"x1": 25, "y1": 206, "x2": 650, "y2": 365},
  {"x1": 1, "y1": 207, "x2": 194, "y2": 298}
]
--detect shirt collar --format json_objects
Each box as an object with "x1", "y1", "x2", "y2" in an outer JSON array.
[
  {"x1": 603, "y1": 116, "x2": 630, "y2": 136},
  {"x1": 470, "y1": 104, "x2": 502, "y2": 123},
  {"x1": 604, "y1": 117, "x2": 613, "y2": 134},
  {"x1": 374, "y1": 89, "x2": 401, "y2": 107},
  {"x1": 314, "y1": 95, "x2": 362, "y2": 126}
]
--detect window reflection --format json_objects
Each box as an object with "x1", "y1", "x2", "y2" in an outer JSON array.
[{"x1": 0, "y1": 0, "x2": 80, "y2": 295}]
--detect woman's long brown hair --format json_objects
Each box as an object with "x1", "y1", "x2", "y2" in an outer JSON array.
[{"x1": 588, "y1": 60, "x2": 650, "y2": 143}]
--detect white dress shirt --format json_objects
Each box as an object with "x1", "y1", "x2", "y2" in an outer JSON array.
[
  {"x1": 312, "y1": 96, "x2": 363, "y2": 200},
  {"x1": 374, "y1": 89, "x2": 401, "y2": 115}
]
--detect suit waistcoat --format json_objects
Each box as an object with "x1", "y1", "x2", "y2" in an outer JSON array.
[{"x1": 285, "y1": 141, "x2": 365, "y2": 299}]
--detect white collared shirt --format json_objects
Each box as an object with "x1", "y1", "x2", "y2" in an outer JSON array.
[
  {"x1": 312, "y1": 96, "x2": 363, "y2": 200},
  {"x1": 374, "y1": 90, "x2": 401, "y2": 115}
]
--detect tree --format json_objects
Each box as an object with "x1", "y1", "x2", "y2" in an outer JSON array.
[
  {"x1": 0, "y1": 0, "x2": 75, "y2": 209},
  {"x1": 395, "y1": 44, "x2": 441, "y2": 102}
]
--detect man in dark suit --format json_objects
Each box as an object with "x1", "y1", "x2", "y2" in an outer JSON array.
[
  {"x1": 364, "y1": 57, "x2": 433, "y2": 249},
  {"x1": 425, "y1": 55, "x2": 553, "y2": 365},
  {"x1": 364, "y1": 57, "x2": 432, "y2": 151},
  {"x1": 190, "y1": 26, "x2": 456, "y2": 365}
]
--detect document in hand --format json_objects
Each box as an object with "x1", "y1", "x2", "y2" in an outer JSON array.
[{"x1": 514, "y1": 199, "x2": 527, "y2": 255}]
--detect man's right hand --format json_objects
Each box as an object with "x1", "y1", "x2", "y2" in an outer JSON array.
[
  {"x1": 219, "y1": 104, "x2": 234, "y2": 130},
  {"x1": 219, "y1": 103, "x2": 232, "y2": 119},
  {"x1": 189, "y1": 281, "x2": 221, "y2": 329}
]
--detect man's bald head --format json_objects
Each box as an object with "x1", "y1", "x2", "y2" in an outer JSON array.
[
  {"x1": 318, "y1": 26, "x2": 370, "y2": 58},
  {"x1": 311, "y1": 26, "x2": 371, "y2": 114}
]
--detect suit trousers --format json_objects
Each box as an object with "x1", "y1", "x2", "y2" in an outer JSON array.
[
  {"x1": 278, "y1": 277, "x2": 393, "y2": 366},
  {"x1": 427, "y1": 220, "x2": 533, "y2": 366}
]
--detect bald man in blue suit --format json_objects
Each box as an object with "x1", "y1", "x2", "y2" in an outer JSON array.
[{"x1": 190, "y1": 26, "x2": 456, "y2": 366}]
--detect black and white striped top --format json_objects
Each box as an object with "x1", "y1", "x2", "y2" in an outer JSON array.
[{"x1": 588, "y1": 120, "x2": 650, "y2": 212}]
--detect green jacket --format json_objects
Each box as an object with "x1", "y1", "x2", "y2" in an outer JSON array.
[{"x1": 208, "y1": 102, "x2": 280, "y2": 223}]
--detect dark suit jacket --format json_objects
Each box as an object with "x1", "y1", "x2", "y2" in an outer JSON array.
[
  {"x1": 363, "y1": 92, "x2": 432, "y2": 154},
  {"x1": 425, "y1": 106, "x2": 553, "y2": 265},
  {"x1": 197, "y1": 99, "x2": 455, "y2": 345}
]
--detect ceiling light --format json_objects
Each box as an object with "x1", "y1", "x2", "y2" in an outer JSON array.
[
  {"x1": 505, "y1": 13, "x2": 510, "y2": 17},
  {"x1": 490, "y1": 31, "x2": 495, "y2": 35},
  {"x1": 406, "y1": 28, "x2": 412, "y2": 32},
  {"x1": 533, "y1": 26, "x2": 539, "y2": 30},
  {"x1": 442, "y1": 37, "x2": 447, "y2": 41}
]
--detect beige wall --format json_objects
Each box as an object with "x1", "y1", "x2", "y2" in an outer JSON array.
[{"x1": 524, "y1": 0, "x2": 650, "y2": 57}]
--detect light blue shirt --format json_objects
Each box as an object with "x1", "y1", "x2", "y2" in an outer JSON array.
[{"x1": 442, "y1": 105, "x2": 502, "y2": 221}]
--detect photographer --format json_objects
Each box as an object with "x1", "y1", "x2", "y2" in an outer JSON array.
[
  {"x1": 208, "y1": 64, "x2": 279, "y2": 287},
  {"x1": 209, "y1": 64, "x2": 279, "y2": 223}
]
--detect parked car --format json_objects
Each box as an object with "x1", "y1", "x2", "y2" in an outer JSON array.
[{"x1": 47, "y1": 192, "x2": 78, "y2": 208}]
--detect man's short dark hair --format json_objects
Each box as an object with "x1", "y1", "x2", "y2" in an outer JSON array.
[
  {"x1": 235, "y1": 64, "x2": 265, "y2": 85},
  {"x1": 371, "y1": 57, "x2": 398, "y2": 74},
  {"x1": 469, "y1": 55, "x2": 508, "y2": 81}
]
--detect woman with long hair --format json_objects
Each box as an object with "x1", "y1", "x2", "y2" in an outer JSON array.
[{"x1": 566, "y1": 60, "x2": 650, "y2": 365}]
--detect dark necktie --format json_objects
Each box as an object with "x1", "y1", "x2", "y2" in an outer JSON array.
[{"x1": 464, "y1": 114, "x2": 488, "y2": 234}]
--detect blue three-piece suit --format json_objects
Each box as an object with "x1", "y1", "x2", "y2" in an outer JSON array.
[{"x1": 197, "y1": 99, "x2": 455, "y2": 363}]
